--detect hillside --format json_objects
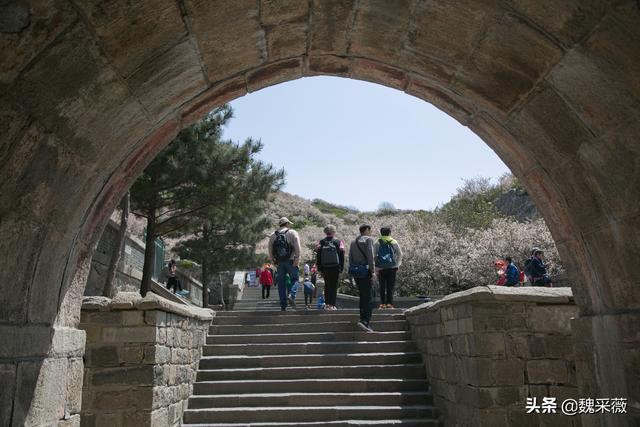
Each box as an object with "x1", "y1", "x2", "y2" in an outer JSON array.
[
  {"x1": 120, "y1": 174, "x2": 559, "y2": 297},
  {"x1": 258, "y1": 192, "x2": 369, "y2": 262},
  {"x1": 258, "y1": 176, "x2": 562, "y2": 296}
]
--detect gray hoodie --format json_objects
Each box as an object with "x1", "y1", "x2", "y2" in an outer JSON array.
[{"x1": 349, "y1": 235, "x2": 375, "y2": 274}]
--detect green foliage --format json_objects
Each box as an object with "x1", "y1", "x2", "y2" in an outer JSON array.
[
  {"x1": 131, "y1": 105, "x2": 237, "y2": 237},
  {"x1": 293, "y1": 216, "x2": 324, "y2": 228},
  {"x1": 254, "y1": 253, "x2": 270, "y2": 266},
  {"x1": 436, "y1": 196, "x2": 500, "y2": 232},
  {"x1": 497, "y1": 172, "x2": 526, "y2": 193},
  {"x1": 435, "y1": 177, "x2": 503, "y2": 232},
  {"x1": 179, "y1": 260, "x2": 194, "y2": 269},
  {"x1": 130, "y1": 104, "x2": 284, "y2": 296},
  {"x1": 312, "y1": 199, "x2": 358, "y2": 218}
]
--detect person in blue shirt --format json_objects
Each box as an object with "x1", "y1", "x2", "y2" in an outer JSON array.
[
  {"x1": 530, "y1": 250, "x2": 553, "y2": 287},
  {"x1": 504, "y1": 256, "x2": 520, "y2": 286}
]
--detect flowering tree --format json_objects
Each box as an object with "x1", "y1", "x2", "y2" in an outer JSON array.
[{"x1": 255, "y1": 176, "x2": 565, "y2": 297}]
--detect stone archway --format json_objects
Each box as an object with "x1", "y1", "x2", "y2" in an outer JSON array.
[{"x1": 1, "y1": 1, "x2": 638, "y2": 425}]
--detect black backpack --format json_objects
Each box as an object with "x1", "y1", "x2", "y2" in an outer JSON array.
[
  {"x1": 320, "y1": 238, "x2": 340, "y2": 268},
  {"x1": 273, "y1": 230, "x2": 291, "y2": 262},
  {"x1": 524, "y1": 257, "x2": 534, "y2": 276}
]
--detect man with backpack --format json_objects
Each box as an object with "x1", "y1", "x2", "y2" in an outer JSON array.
[
  {"x1": 523, "y1": 247, "x2": 539, "y2": 285},
  {"x1": 349, "y1": 224, "x2": 376, "y2": 332},
  {"x1": 374, "y1": 227, "x2": 403, "y2": 309},
  {"x1": 316, "y1": 224, "x2": 345, "y2": 310},
  {"x1": 529, "y1": 249, "x2": 553, "y2": 287},
  {"x1": 268, "y1": 217, "x2": 302, "y2": 311}
]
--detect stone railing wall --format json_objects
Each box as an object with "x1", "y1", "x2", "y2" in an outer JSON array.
[
  {"x1": 0, "y1": 326, "x2": 86, "y2": 426},
  {"x1": 175, "y1": 270, "x2": 203, "y2": 306},
  {"x1": 79, "y1": 292, "x2": 213, "y2": 426},
  {"x1": 405, "y1": 286, "x2": 580, "y2": 427}
]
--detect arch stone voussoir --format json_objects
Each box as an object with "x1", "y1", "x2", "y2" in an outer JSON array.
[{"x1": 1, "y1": 0, "x2": 639, "y2": 425}]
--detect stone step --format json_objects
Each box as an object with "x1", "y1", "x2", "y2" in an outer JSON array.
[
  {"x1": 206, "y1": 330, "x2": 412, "y2": 345},
  {"x1": 210, "y1": 320, "x2": 408, "y2": 335},
  {"x1": 214, "y1": 313, "x2": 405, "y2": 325},
  {"x1": 183, "y1": 419, "x2": 436, "y2": 427},
  {"x1": 229, "y1": 307, "x2": 349, "y2": 312},
  {"x1": 187, "y1": 392, "x2": 433, "y2": 409},
  {"x1": 198, "y1": 352, "x2": 422, "y2": 369},
  {"x1": 231, "y1": 302, "x2": 283, "y2": 306},
  {"x1": 193, "y1": 379, "x2": 430, "y2": 395},
  {"x1": 187, "y1": 301, "x2": 437, "y2": 426},
  {"x1": 231, "y1": 301, "x2": 286, "y2": 305},
  {"x1": 203, "y1": 340, "x2": 417, "y2": 356},
  {"x1": 183, "y1": 405, "x2": 437, "y2": 424},
  {"x1": 215, "y1": 309, "x2": 404, "y2": 317},
  {"x1": 196, "y1": 364, "x2": 425, "y2": 381}
]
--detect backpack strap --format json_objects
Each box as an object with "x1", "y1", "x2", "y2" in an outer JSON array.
[{"x1": 355, "y1": 239, "x2": 368, "y2": 260}]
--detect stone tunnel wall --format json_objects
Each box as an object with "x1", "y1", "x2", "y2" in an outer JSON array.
[
  {"x1": 406, "y1": 286, "x2": 580, "y2": 427},
  {"x1": 78, "y1": 293, "x2": 213, "y2": 426}
]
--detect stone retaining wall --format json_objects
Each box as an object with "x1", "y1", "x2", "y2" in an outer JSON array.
[
  {"x1": 78, "y1": 293, "x2": 213, "y2": 426},
  {"x1": 405, "y1": 286, "x2": 580, "y2": 427}
]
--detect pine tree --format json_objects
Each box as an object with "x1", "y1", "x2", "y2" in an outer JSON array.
[
  {"x1": 174, "y1": 157, "x2": 283, "y2": 306},
  {"x1": 130, "y1": 105, "x2": 284, "y2": 298}
]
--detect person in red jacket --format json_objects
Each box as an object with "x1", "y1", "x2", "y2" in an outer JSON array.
[{"x1": 260, "y1": 267, "x2": 273, "y2": 299}]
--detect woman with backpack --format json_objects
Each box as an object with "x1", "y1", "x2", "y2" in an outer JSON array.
[
  {"x1": 316, "y1": 224, "x2": 345, "y2": 310},
  {"x1": 374, "y1": 227, "x2": 403, "y2": 309}
]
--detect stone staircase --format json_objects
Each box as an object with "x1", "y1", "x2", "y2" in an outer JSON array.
[{"x1": 183, "y1": 283, "x2": 439, "y2": 426}]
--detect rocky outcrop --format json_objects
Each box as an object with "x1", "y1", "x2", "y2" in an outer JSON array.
[{"x1": 493, "y1": 189, "x2": 540, "y2": 222}]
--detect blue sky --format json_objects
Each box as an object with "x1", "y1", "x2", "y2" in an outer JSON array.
[{"x1": 223, "y1": 76, "x2": 510, "y2": 212}]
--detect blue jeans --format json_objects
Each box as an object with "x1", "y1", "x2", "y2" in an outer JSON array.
[
  {"x1": 289, "y1": 282, "x2": 298, "y2": 299},
  {"x1": 277, "y1": 260, "x2": 299, "y2": 309}
]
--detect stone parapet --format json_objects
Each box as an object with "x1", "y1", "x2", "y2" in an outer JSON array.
[
  {"x1": 405, "y1": 286, "x2": 580, "y2": 426},
  {"x1": 79, "y1": 292, "x2": 213, "y2": 426},
  {"x1": 0, "y1": 326, "x2": 86, "y2": 427}
]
